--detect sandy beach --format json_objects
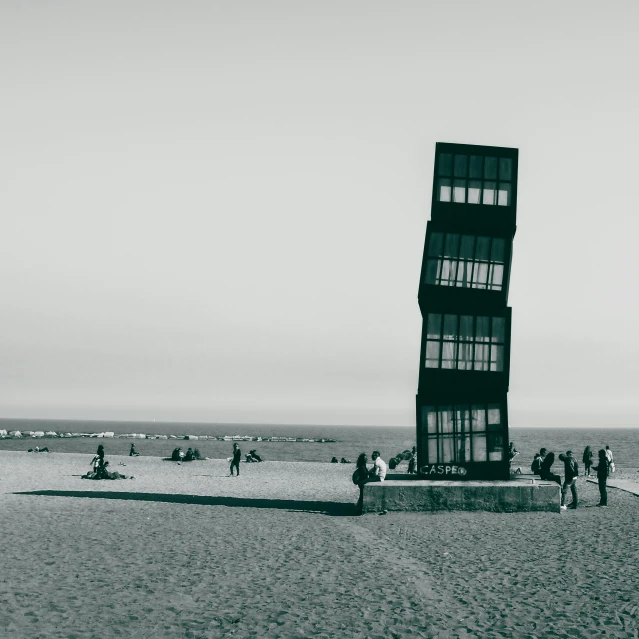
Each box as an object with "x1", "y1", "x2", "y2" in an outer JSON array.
[{"x1": 1, "y1": 451, "x2": 638, "y2": 639}]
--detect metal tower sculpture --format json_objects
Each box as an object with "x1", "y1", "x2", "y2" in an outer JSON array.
[{"x1": 416, "y1": 143, "x2": 518, "y2": 480}]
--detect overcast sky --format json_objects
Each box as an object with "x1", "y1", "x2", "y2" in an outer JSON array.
[{"x1": 1, "y1": 1, "x2": 638, "y2": 427}]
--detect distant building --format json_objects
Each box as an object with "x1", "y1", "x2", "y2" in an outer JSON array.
[{"x1": 416, "y1": 143, "x2": 518, "y2": 480}]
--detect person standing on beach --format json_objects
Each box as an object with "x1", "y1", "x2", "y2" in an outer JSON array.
[
  {"x1": 369, "y1": 451, "x2": 387, "y2": 482},
  {"x1": 354, "y1": 453, "x2": 370, "y2": 513},
  {"x1": 230, "y1": 443, "x2": 241, "y2": 476},
  {"x1": 558, "y1": 450, "x2": 579, "y2": 510},
  {"x1": 582, "y1": 446, "x2": 593, "y2": 476},
  {"x1": 605, "y1": 446, "x2": 615, "y2": 474},
  {"x1": 592, "y1": 449, "x2": 610, "y2": 507}
]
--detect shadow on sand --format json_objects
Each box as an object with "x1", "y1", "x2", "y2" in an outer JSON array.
[{"x1": 14, "y1": 490, "x2": 357, "y2": 516}]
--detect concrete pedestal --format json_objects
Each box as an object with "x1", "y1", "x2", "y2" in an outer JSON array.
[{"x1": 361, "y1": 476, "x2": 560, "y2": 513}]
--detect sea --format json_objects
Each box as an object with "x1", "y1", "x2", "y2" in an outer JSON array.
[{"x1": 1, "y1": 418, "x2": 638, "y2": 469}]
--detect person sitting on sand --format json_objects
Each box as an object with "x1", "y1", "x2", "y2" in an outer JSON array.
[
  {"x1": 539, "y1": 452, "x2": 561, "y2": 485},
  {"x1": 130, "y1": 443, "x2": 140, "y2": 457},
  {"x1": 193, "y1": 448, "x2": 202, "y2": 460},
  {"x1": 184, "y1": 448, "x2": 194, "y2": 462},
  {"x1": 249, "y1": 450, "x2": 262, "y2": 462},
  {"x1": 331, "y1": 457, "x2": 339, "y2": 463},
  {"x1": 368, "y1": 451, "x2": 387, "y2": 482},
  {"x1": 171, "y1": 447, "x2": 182, "y2": 461}
]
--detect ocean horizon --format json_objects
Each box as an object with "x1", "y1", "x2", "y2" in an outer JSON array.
[{"x1": 1, "y1": 418, "x2": 637, "y2": 470}]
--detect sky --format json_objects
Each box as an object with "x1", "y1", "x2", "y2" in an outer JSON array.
[{"x1": 1, "y1": 1, "x2": 638, "y2": 427}]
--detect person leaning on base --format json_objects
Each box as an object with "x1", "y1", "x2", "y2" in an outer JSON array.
[
  {"x1": 368, "y1": 451, "x2": 387, "y2": 482},
  {"x1": 531, "y1": 448, "x2": 547, "y2": 476},
  {"x1": 592, "y1": 449, "x2": 610, "y2": 507},
  {"x1": 558, "y1": 450, "x2": 579, "y2": 510}
]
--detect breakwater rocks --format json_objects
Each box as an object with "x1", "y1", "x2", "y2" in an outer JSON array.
[{"x1": 0, "y1": 429, "x2": 337, "y2": 444}]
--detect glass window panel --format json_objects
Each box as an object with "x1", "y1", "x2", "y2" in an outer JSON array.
[
  {"x1": 491, "y1": 238, "x2": 506, "y2": 262},
  {"x1": 428, "y1": 232, "x2": 444, "y2": 256},
  {"x1": 474, "y1": 344, "x2": 490, "y2": 371},
  {"x1": 453, "y1": 180, "x2": 466, "y2": 203},
  {"x1": 442, "y1": 341, "x2": 457, "y2": 369},
  {"x1": 498, "y1": 182, "x2": 511, "y2": 206},
  {"x1": 475, "y1": 236, "x2": 491, "y2": 260},
  {"x1": 499, "y1": 157, "x2": 512, "y2": 181},
  {"x1": 484, "y1": 157, "x2": 498, "y2": 179},
  {"x1": 472, "y1": 405, "x2": 486, "y2": 431},
  {"x1": 491, "y1": 317, "x2": 505, "y2": 342},
  {"x1": 476, "y1": 316, "x2": 490, "y2": 341},
  {"x1": 456, "y1": 260, "x2": 471, "y2": 288},
  {"x1": 438, "y1": 153, "x2": 452, "y2": 176},
  {"x1": 439, "y1": 179, "x2": 451, "y2": 202},
  {"x1": 428, "y1": 438, "x2": 437, "y2": 463},
  {"x1": 488, "y1": 434, "x2": 503, "y2": 461},
  {"x1": 473, "y1": 262, "x2": 488, "y2": 289},
  {"x1": 459, "y1": 235, "x2": 475, "y2": 259},
  {"x1": 458, "y1": 342, "x2": 473, "y2": 369},
  {"x1": 426, "y1": 408, "x2": 437, "y2": 434},
  {"x1": 425, "y1": 259, "x2": 438, "y2": 284},
  {"x1": 443, "y1": 233, "x2": 460, "y2": 258},
  {"x1": 443, "y1": 314, "x2": 457, "y2": 340},
  {"x1": 425, "y1": 341, "x2": 440, "y2": 368},
  {"x1": 440, "y1": 407, "x2": 453, "y2": 433},
  {"x1": 487, "y1": 404, "x2": 501, "y2": 424},
  {"x1": 458, "y1": 433, "x2": 471, "y2": 462},
  {"x1": 426, "y1": 313, "x2": 441, "y2": 338},
  {"x1": 483, "y1": 182, "x2": 496, "y2": 205},
  {"x1": 467, "y1": 181, "x2": 481, "y2": 204},
  {"x1": 469, "y1": 155, "x2": 483, "y2": 179},
  {"x1": 454, "y1": 154, "x2": 468, "y2": 177},
  {"x1": 440, "y1": 259, "x2": 451, "y2": 285},
  {"x1": 459, "y1": 316, "x2": 473, "y2": 341},
  {"x1": 490, "y1": 345, "x2": 504, "y2": 372},
  {"x1": 488, "y1": 264, "x2": 503, "y2": 290},
  {"x1": 440, "y1": 435, "x2": 455, "y2": 463},
  {"x1": 472, "y1": 433, "x2": 487, "y2": 461}
]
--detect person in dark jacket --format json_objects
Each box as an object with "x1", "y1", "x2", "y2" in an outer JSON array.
[
  {"x1": 582, "y1": 446, "x2": 593, "y2": 476},
  {"x1": 354, "y1": 453, "x2": 369, "y2": 514},
  {"x1": 531, "y1": 448, "x2": 547, "y2": 475},
  {"x1": 539, "y1": 452, "x2": 561, "y2": 485},
  {"x1": 592, "y1": 449, "x2": 609, "y2": 507},
  {"x1": 558, "y1": 450, "x2": 579, "y2": 509}
]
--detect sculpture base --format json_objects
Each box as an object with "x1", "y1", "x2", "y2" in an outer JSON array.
[{"x1": 361, "y1": 475, "x2": 560, "y2": 513}]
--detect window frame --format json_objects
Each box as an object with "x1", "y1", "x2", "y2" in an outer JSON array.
[
  {"x1": 437, "y1": 152, "x2": 512, "y2": 207},
  {"x1": 424, "y1": 312, "x2": 507, "y2": 372},
  {"x1": 424, "y1": 231, "x2": 507, "y2": 291},
  {"x1": 421, "y1": 403, "x2": 504, "y2": 464}
]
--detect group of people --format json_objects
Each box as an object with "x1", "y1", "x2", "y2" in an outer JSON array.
[
  {"x1": 171, "y1": 447, "x2": 202, "y2": 462},
  {"x1": 353, "y1": 451, "x2": 388, "y2": 513},
  {"x1": 83, "y1": 444, "x2": 128, "y2": 480},
  {"x1": 531, "y1": 445, "x2": 615, "y2": 508}
]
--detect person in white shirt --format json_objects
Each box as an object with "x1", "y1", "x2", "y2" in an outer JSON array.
[
  {"x1": 605, "y1": 446, "x2": 613, "y2": 463},
  {"x1": 369, "y1": 451, "x2": 387, "y2": 482}
]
